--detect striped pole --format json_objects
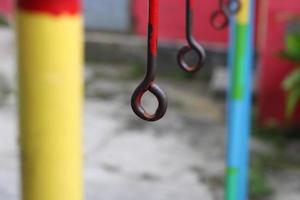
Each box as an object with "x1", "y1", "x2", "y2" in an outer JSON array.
[
  {"x1": 226, "y1": 0, "x2": 255, "y2": 199},
  {"x1": 17, "y1": 1, "x2": 84, "y2": 200}
]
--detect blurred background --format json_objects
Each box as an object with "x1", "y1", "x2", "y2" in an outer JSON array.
[{"x1": 0, "y1": 0, "x2": 300, "y2": 200}]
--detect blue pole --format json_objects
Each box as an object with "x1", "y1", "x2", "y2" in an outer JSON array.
[{"x1": 226, "y1": 0, "x2": 256, "y2": 199}]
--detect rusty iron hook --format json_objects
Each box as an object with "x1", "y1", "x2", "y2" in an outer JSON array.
[
  {"x1": 177, "y1": 0, "x2": 206, "y2": 73},
  {"x1": 131, "y1": 0, "x2": 168, "y2": 122},
  {"x1": 211, "y1": 0, "x2": 241, "y2": 30}
]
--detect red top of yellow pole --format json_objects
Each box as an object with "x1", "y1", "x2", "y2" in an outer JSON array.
[{"x1": 18, "y1": 0, "x2": 81, "y2": 15}]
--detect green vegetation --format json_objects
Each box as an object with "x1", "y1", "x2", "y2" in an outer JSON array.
[
  {"x1": 249, "y1": 158, "x2": 273, "y2": 199},
  {"x1": 0, "y1": 16, "x2": 8, "y2": 26},
  {"x1": 280, "y1": 31, "x2": 300, "y2": 117},
  {"x1": 249, "y1": 113, "x2": 300, "y2": 199},
  {"x1": 249, "y1": 134, "x2": 300, "y2": 199}
]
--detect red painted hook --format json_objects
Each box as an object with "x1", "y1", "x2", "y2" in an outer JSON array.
[{"x1": 131, "y1": 0, "x2": 167, "y2": 122}]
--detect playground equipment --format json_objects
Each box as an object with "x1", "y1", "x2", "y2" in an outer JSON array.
[
  {"x1": 131, "y1": 0, "x2": 256, "y2": 199},
  {"x1": 16, "y1": 0, "x2": 255, "y2": 200},
  {"x1": 131, "y1": 0, "x2": 168, "y2": 122},
  {"x1": 17, "y1": 0, "x2": 83, "y2": 200},
  {"x1": 131, "y1": 0, "x2": 207, "y2": 122},
  {"x1": 131, "y1": 0, "x2": 239, "y2": 122},
  {"x1": 177, "y1": 0, "x2": 206, "y2": 73},
  {"x1": 226, "y1": 0, "x2": 255, "y2": 199}
]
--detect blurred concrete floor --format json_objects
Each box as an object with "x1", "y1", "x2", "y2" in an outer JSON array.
[{"x1": 1, "y1": 27, "x2": 300, "y2": 200}]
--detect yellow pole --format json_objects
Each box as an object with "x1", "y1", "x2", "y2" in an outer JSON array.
[{"x1": 17, "y1": 1, "x2": 83, "y2": 200}]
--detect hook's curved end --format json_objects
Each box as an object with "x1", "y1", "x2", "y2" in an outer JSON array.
[
  {"x1": 131, "y1": 82, "x2": 168, "y2": 122},
  {"x1": 177, "y1": 44, "x2": 206, "y2": 73},
  {"x1": 210, "y1": 10, "x2": 229, "y2": 30},
  {"x1": 223, "y1": 0, "x2": 241, "y2": 15}
]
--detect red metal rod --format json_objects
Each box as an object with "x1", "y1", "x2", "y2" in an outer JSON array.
[{"x1": 131, "y1": 0, "x2": 167, "y2": 122}]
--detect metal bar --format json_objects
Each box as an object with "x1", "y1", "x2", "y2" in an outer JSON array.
[
  {"x1": 131, "y1": 0, "x2": 168, "y2": 122},
  {"x1": 226, "y1": 0, "x2": 255, "y2": 199},
  {"x1": 177, "y1": 0, "x2": 206, "y2": 73},
  {"x1": 17, "y1": 1, "x2": 84, "y2": 200}
]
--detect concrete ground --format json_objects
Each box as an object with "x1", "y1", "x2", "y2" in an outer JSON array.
[{"x1": 1, "y1": 27, "x2": 300, "y2": 200}]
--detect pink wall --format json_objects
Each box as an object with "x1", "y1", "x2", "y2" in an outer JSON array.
[
  {"x1": 0, "y1": 0, "x2": 13, "y2": 17},
  {"x1": 132, "y1": 0, "x2": 229, "y2": 47}
]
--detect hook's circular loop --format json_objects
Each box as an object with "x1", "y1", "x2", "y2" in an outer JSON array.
[
  {"x1": 222, "y1": 0, "x2": 241, "y2": 15},
  {"x1": 210, "y1": 9, "x2": 229, "y2": 30},
  {"x1": 131, "y1": 82, "x2": 167, "y2": 122},
  {"x1": 177, "y1": 45, "x2": 206, "y2": 73}
]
